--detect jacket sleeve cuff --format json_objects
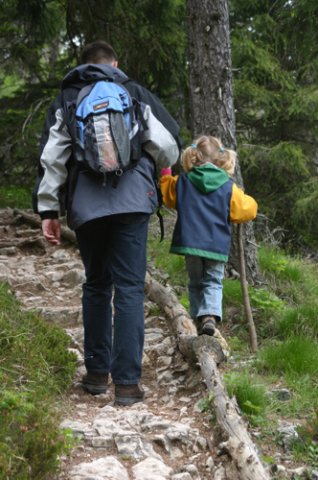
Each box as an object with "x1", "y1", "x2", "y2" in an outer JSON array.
[
  {"x1": 39, "y1": 211, "x2": 59, "y2": 220},
  {"x1": 160, "y1": 167, "x2": 172, "y2": 176}
]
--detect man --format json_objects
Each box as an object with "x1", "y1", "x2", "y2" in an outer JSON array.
[{"x1": 33, "y1": 41, "x2": 181, "y2": 405}]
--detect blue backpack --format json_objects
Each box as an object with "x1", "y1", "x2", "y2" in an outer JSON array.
[{"x1": 73, "y1": 80, "x2": 143, "y2": 180}]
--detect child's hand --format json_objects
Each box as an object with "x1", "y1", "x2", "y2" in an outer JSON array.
[{"x1": 160, "y1": 167, "x2": 172, "y2": 176}]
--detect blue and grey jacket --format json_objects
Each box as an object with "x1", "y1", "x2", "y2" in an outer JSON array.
[
  {"x1": 33, "y1": 64, "x2": 181, "y2": 230},
  {"x1": 172, "y1": 169, "x2": 233, "y2": 262},
  {"x1": 160, "y1": 164, "x2": 258, "y2": 262}
]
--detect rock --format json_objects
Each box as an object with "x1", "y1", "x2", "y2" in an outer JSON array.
[
  {"x1": 277, "y1": 421, "x2": 299, "y2": 449},
  {"x1": 183, "y1": 464, "x2": 201, "y2": 479},
  {"x1": 70, "y1": 456, "x2": 129, "y2": 480},
  {"x1": 91, "y1": 435, "x2": 114, "y2": 448},
  {"x1": 50, "y1": 249, "x2": 72, "y2": 262},
  {"x1": 270, "y1": 463, "x2": 288, "y2": 477},
  {"x1": 132, "y1": 457, "x2": 172, "y2": 480},
  {"x1": 114, "y1": 432, "x2": 161, "y2": 460},
  {"x1": 32, "y1": 305, "x2": 82, "y2": 326},
  {"x1": 172, "y1": 473, "x2": 193, "y2": 480},
  {"x1": 206, "y1": 456, "x2": 214, "y2": 470},
  {"x1": 213, "y1": 466, "x2": 226, "y2": 480},
  {"x1": 0, "y1": 247, "x2": 17, "y2": 255},
  {"x1": 288, "y1": 466, "x2": 307, "y2": 476},
  {"x1": 271, "y1": 388, "x2": 292, "y2": 401},
  {"x1": 60, "y1": 420, "x2": 96, "y2": 439},
  {"x1": 61, "y1": 268, "x2": 85, "y2": 287}
]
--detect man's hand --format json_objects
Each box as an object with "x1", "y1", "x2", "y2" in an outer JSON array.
[{"x1": 42, "y1": 219, "x2": 61, "y2": 245}]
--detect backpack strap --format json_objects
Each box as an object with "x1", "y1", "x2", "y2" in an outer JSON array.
[
  {"x1": 133, "y1": 100, "x2": 148, "y2": 132},
  {"x1": 157, "y1": 207, "x2": 164, "y2": 242},
  {"x1": 76, "y1": 84, "x2": 95, "y2": 108},
  {"x1": 152, "y1": 163, "x2": 165, "y2": 242}
]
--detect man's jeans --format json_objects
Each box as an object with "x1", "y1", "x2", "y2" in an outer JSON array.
[
  {"x1": 185, "y1": 255, "x2": 225, "y2": 321},
  {"x1": 76, "y1": 214, "x2": 149, "y2": 384}
]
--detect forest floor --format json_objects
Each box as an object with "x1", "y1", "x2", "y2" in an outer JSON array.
[{"x1": 0, "y1": 208, "x2": 309, "y2": 480}]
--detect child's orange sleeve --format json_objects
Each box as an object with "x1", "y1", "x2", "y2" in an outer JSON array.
[
  {"x1": 159, "y1": 174, "x2": 178, "y2": 209},
  {"x1": 230, "y1": 184, "x2": 258, "y2": 223}
]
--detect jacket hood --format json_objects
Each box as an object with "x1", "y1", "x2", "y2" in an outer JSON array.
[
  {"x1": 188, "y1": 164, "x2": 229, "y2": 193},
  {"x1": 61, "y1": 63, "x2": 129, "y2": 89}
]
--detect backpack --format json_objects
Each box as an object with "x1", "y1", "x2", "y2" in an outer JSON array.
[
  {"x1": 64, "y1": 77, "x2": 165, "y2": 239},
  {"x1": 71, "y1": 79, "x2": 144, "y2": 182}
]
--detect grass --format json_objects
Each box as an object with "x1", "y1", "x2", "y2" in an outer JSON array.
[
  {"x1": 258, "y1": 336, "x2": 318, "y2": 377},
  {"x1": 147, "y1": 227, "x2": 188, "y2": 288},
  {"x1": 224, "y1": 372, "x2": 268, "y2": 423},
  {"x1": 0, "y1": 283, "x2": 77, "y2": 479}
]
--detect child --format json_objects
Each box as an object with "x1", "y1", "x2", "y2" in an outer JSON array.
[{"x1": 160, "y1": 135, "x2": 257, "y2": 336}]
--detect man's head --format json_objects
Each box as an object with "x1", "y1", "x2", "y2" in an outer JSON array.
[{"x1": 80, "y1": 41, "x2": 118, "y2": 67}]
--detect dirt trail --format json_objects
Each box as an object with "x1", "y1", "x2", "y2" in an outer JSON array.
[{"x1": 0, "y1": 207, "x2": 303, "y2": 480}]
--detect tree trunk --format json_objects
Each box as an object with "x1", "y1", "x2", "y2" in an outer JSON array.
[{"x1": 186, "y1": 0, "x2": 259, "y2": 283}]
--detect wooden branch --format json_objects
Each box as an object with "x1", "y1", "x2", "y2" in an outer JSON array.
[
  {"x1": 178, "y1": 334, "x2": 226, "y2": 366},
  {"x1": 13, "y1": 209, "x2": 76, "y2": 244},
  {"x1": 145, "y1": 271, "x2": 270, "y2": 480},
  {"x1": 0, "y1": 236, "x2": 46, "y2": 250},
  {"x1": 237, "y1": 224, "x2": 258, "y2": 352},
  {"x1": 145, "y1": 272, "x2": 197, "y2": 336},
  {"x1": 199, "y1": 348, "x2": 270, "y2": 480}
]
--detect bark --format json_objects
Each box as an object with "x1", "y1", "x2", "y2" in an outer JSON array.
[
  {"x1": 186, "y1": 0, "x2": 259, "y2": 283},
  {"x1": 0, "y1": 237, "x2": 45, "y2": 249},
  {"x1": 200, "y1": 349, "x2": 270, "y2": 480}
]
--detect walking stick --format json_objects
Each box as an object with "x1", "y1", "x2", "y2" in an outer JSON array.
[{"x1": 237, "y1": 223, "x2": 258, "y2": 352}]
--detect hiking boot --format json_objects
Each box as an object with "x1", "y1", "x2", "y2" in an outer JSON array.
[
  {"x1": 114, "y1": 384, "x2": 145, "y2": 406},
  {"x1": 198, "y1": 315, "x2": 217, "y2": 336},
  {"x1": 81, "y1": 372, "x2": 108, "y2": 395}
]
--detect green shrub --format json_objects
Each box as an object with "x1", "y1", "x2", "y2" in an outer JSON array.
[
  {"x1": 223, "y1": 279, "x2": 242, "y2": 306},
  {"x1": 293, "y1": 180, "x2": 318, "y2": 246},
  {"x1": 147, "y1": 235, "x2": 188, "y2": 287},
  {"x1": 0, "y1": 283, "x2": 77, "y2": 478},
  {"x1": 239, "y1": 142, "x2": 318, "y2": 249},
  {"x1": 259, "y1": 246, "x2": 303, "y2": 282},
  {"x1": 249, "y1": 287, "x2": 285, "y2": 312},
  {"x1": 0, "y1": 186, "x2": 32, "y2": 209},
  {"x1": 0, "y1": 391, "x2": 74, "y2": 479}
]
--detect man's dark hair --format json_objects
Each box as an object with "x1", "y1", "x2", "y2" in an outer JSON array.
[{"x1": 80, "y1": 40, "x2": 118, "y2": 64}]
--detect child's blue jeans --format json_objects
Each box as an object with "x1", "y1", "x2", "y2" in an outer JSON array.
[{"x1": 185, "y1": 255, "x2": 225, "y2": 321}]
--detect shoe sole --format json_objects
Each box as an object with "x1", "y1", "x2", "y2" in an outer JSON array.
[
  {"x1": 81, "y1": 384, "x2": 107, "y2": 395},
  {"x1": 199, "y1": 321, "x2": 216, "y2": 336},
  {"x1": 200, "y1": 327, "x2": 215, "y2": 336},
  {"x1": 114, "y1": 395, "x2": 144, "y2": 406}
]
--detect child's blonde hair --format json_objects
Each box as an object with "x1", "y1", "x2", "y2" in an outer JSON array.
[{"x1": 181, "y1": 135, "x2": 236, "y2": 175}]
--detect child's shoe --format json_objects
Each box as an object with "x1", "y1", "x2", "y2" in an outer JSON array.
[{"x1": 198, "y1": 315, "x2": 217, "y2": 336}]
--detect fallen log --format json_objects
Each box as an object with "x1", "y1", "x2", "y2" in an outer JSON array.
[
  {"x1": 13, "y1": 209, "x2": 76, "y2": 244},
  {"x1": 145, "y1": 271, "x2": 197, "y2": 337},
  {"x1": 0, "y1": 236, "x2": 45, "y2": 249},
  {"x1": 145, "y1": 272, "x2": 271, "y2": 480},
  {"x1": 199, "y1": 348, "x2": 270, "y2": 479}
]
